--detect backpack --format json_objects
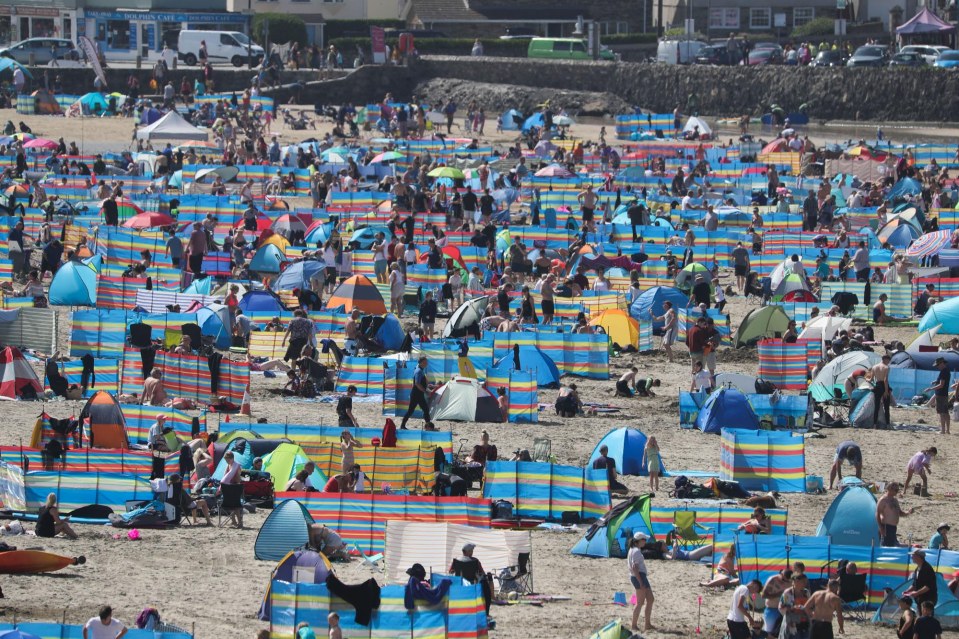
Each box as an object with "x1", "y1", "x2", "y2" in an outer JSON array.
[
  {"x1": 754, "y1": 378, "x2": 777, "y2": 394},
  {"x1": 672, "y1": 475, "x2": 691, "y2": 498},
  {"x1": 135, "y1": 607, "x2": 159, "y2": 630}
]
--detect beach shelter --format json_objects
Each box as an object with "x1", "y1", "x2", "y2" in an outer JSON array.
[
  {"x1": 500, "y1": 109, "x2": 524, "y2": 131},
  {"x1": 733, "y1": 306, "x2": 791, "y2": 348},
  {"x1": 683, "y1": 116, "x2": 712, "y2": 138},
  {"x1": 274, "y1": 261, "x2": 326, "y2": 292},
  {"x1": 196, "y1": 304, "x2": 231, "y2": 349},
  {"x1": 443, "y1": 296, "x2": 489, "y2": 338},
  {"x1": 254, "y1": 499, "x2": 315, "y2": 561},
  {"x1": 772, "y1": 273, "x2": 810, "y2": 301},
  {"x1": 78, "y1": 390, "x2": 129, "y2": 449},
  {"x1": 361, "y1": 314, "x2": 405, "y2": 351},
  {"x1": 261, "y1": 442, "x2": 327, "y2": 493},
  {"x1": 919, "y1": 296, "x2": 959, "y2": 334},
  {"x1": 258, "y1": 548, "x2": 332, "y2": 621},
  {"x1": 809, "y1": 351, "x2": 882, "y2": 401},
  {"x1": 0, "y1": 347, "x2": 42, "y2": 400},
  {"x1": 238, "y1": 290, "x2": 287, "y2": 314},
  {"x1": 815, "y1": 483, "x2": 880, "y2": 546},
  {"x1": 136, "y1": 110, "x2": 208, "y2": 141},
  {"x1": 588, "y1": 427, "x2": 665, "y2": 476},
  {"x1": 48, "y1": 260, "x2": 98, "y2": 306},
  {"x1": 325, "y1": 274, "x2": 387, "y2": 314},
  {"x1": 675, "y1": 262, "x2": 711, "y2": 291},
  {"x1": 719, "y1": 428, "x2": 805, "y2": 492},
  {"x1": 31, "y1": 89, "x2": 61, "y2": 115},
  {"x1": 874, "y1": 573, "x2": 959, "y2": 629},
  {"x1": 694, "y1": 387, "x2": 759, "y2": 434},
  {"x1": 878, "y1": 220, "x2": 920, "y2": 249},
  {"x1": 849, "y1": 390, "x2": 888, "y2": 429},
  {"x1": 271, "y1": 214, "x2": 308, "y2": 240},
  {"x1": 571, "y1": 495, "x2": 653, "y2": 557},
  {"x1": 429, "y1": 376, "x2": 503, "y2": 422},
  {"x1": 887, "y1": 177, "x2": 921, "y2": 200},
  {"x1": 304, "y1": 221, "x2": 333, "y2": 246},
  {"x1": 521, "y1": 112, "x2": 545, "y2": 133},
  {"x1": 249, "y1": 244, "x2": 289, "y2": 274},
  {"x1": 76, "y1": 92, "x2": 109, "y2": 115},
  {"x1": 588, "y1": 309, "x2": 640, "y2": 349},
  {"x1": 490, "y1": 344, "x2": 560, "y2": 388},
  {"x1": 629, "y1": 286, "x2": 689, "y2": 329},
  {"x1": 798, "y1": 315, "x2": 851, "y2": 342},
  {"x1": 212, "y1": 436, "x2": 288, "y2": 476},
  {"x1": 586, "y1": 621, "x2": 634, "y2": 639},
  {"x1": 183, "y1": 276, "x2": 212, "y2": 296}
]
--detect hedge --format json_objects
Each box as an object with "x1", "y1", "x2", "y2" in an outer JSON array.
[
  {"x1": 324, "y1": 20, "x2": 405, "y2": 40},
  {"x1": 252, "y1": 13, "x2": 307, "y2": 47},
  {"x1": 791, "y1": 17, "x2": 835, "y2": 38},
  {"x1": 329, "y1": 33, "x2": 657, "y2": 56}
]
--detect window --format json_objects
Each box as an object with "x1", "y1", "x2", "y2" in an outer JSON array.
[
  {"x1": 107, "y1": 20, "x2": 130, "y2": 49},
  {"x1": 793, "y1": 8, "x2": 815, "y2": 27},
  {"x1": 749, "y1": 7, "x2": 771, "y2": 29},
  {"x1": 709, "y1": 8, "x2": 740, "y2": 29},
  {"x1": 600, "y1": 21, "x2": 629, "y2": 35},
  {"x1": 571, "y1": 41, "x2": 586, "y2": 52},
  {"x1": 552, "y1": 41, "x2": 571, "y2": 52}
]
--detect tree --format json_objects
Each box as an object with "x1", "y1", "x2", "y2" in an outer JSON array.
[{"x1": 252, "y1": 13, "x2": 307, "y2": 47}]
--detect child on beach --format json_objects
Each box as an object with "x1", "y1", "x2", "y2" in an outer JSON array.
[{"x1": 328, "y1": 613, "x2": 342, "y2": 639}]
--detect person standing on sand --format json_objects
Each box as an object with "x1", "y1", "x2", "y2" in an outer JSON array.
[
  {"x1": 627, "y1": 532, "x2": 654, "y2": 633},
  {"x1": 804, "y1": 578, "x2": 844, "y2": 639},
  {"x1": 651, "y1": 301, "x2": 676, "y2": 362},
  {"x1": 726, "y1": 579, "x2": 761, "y2": 639},
  {"x1": 876, "y1": 482, "x2": 913, "y2": 546}
]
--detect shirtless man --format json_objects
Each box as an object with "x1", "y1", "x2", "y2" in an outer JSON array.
[
  {"x1": 873, "y1": 293, "x2": 893, "y2": 325},
  {"x1": 173, "y1": 335, "x2": 192, "y2": 355},
  {"x1": 804, "y1": 578, "x2": 844, "y2": 639},
  {"x1": 761, "y1": 569, "x2": 793, "y2": 639},
  {"x1": 541, "y1": 274, "x2": 555, "y2": 325},
  {"x1": 577, "y1": 184, "x2": 599, "y2": 233},
  {"x1": 871, "y1": 354, "x2": 892, "y2": 427},
  {"x1": 651, "y1": 301, "x2": 677, "y2": 362},
  {"x1": 876, "y1": 482, "x2": 913, "y2": 547},
  {"x1": 344, "y1": 309, "x2": 360, "y2": 356}
]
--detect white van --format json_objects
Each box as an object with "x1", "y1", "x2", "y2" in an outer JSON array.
[
  {"x1": 656, "y1": 38, "x2": 707, "y2": 65},
  {"x1": 177, "y1": 30, "x2": 264, "y2": 67}
]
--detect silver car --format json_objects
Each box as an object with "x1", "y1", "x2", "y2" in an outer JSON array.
[{"x1": 0, "y1": 37, "x2": 78, "y2": 65}]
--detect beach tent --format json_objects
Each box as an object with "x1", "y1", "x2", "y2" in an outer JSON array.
[
  {"x1": 490, "y1": 344, "x2": 560, "y2": 388},
  {"x1": 772, "y1": 273, "x2": 810, "y2": 301},
  {"x1": 254, "y1": 499, "x2": 315, "y2": 561},
  {"x1": 588, "y1": 309, "x2": 641, "y2": 349},
  {"x1": 196, "y1": 304, "x2": 231, "y2": 349},
  {"x1": 719, "y1": 428, "x2": 805, "y2": 492},
  {"x1": 75, "y1": 92, "x2": 109, "y2": 115},
  {"x1": 348, "y1": 225, "x2": 392, "y2": 250},
  {"x1": 258, "y1": 548, "x2": 332, "y2": 620},
  {"x1": 733, "y1": 305, "x2": 791, "y2": 348},
  {"x1": 683, "y1": 116, "x2": 712, "y2": 138},
  {"x1": 48, "y1": 260, "x2": 98, "y2": 306},
  {"x1": 273, "y1": 261, "x2": 326, "y2": 292},
  {"x1": 443, "y1": 296, "x2": 489, "y2": 338},
  {"x1": 887, "y1": 177, "x2": 922, "y2": 200},
  {"x1": 271, "y1": 214, "x2": 309, "y2": 240},
  {"x1": 500, "y1": 109, "x2": 524, "y2": 131},
  {"x1": 587, "y1": 621, "x2": 634, "y2": 639},
  {"x1": 325, "y1": 274, "x2": 387, "y2": 314},
  {"x1": 212, "y1": 281, "x2": 249, "y2": 302},
  {"x1": 238, "y1": 290, "x2": 286, "y2": 314},
  {"x1": 361, "y1": 313, "x2": 404, "y2": 351},
  {"x1": 0, "y1": 58, "x2": 31, "y2": 80},
  {"x1": 849, "y1": 390, "x2": 888, "y2": 429},
  {"x1": 522, "y1": 112, "x2": 545, "y2": 133},
  {"x1": 629, "y1": 286, "x2": 689, "y2": 329},
  {"x1": 304, "y1": 221, "x2": 333, "y2": 246},
  {"x1": 815, "y1": 483, "x2": 880, "y2": 546},
  {"x1": 428, "y1": 376, "x2": 503, "y2": 422},
  {"x1": 674, "y1": 262, "x2": 711, "y2": 291},
  {"x1": 79, "y1": 390, "x2": 129, "y2": 449},
  {"x1": 249, "y1": 244, "x2": 289, "y2": 274},
  {"x1": 588, "y1": 427, "x2": 665, "y2": 477},
  {"x1": 571, "y1": 495, "x2": 653, "y2": 557},
  {"x1": 798, "y1": 315, "x2": 852, "y2": 343},
  {"x1": 212, "y1": 436, "x2": 288, "y2": 476},
  {"x1": 261, "y1": 442, "x2": 327, "y2": 493},
  {"x1": 31, "y1": 89, "x2": 61, "y2": 115},
  {"x1": 919, "y1": 296, "x2": 959, "y2": 334},
  {"x1": 905, "y1": 326, "x2": 959, "y2": 369},
  {"x1": 874, "y1": 573, "x2": 959, "y2": 629},
  {"x1": 809, "y1": 351, "x2": 882, "y2": 402},
  {"x1": 0, "y1": 346, "x2": 42, "y2": 400},
  {"x1": 183, "y1": 276, "x2": 212, "y2": 296},
  {"x1": 694, "y1": 387, "x2": 759, "y2": 434},
  {"x1": 136, "y1": 110, "x2": 208, "y2": 141}
]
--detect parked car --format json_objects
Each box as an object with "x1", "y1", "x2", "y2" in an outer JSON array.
[
  {"x1": 694, "y1": 44, "x2": 735, "y2": 65},
  {"x1": 178, "y1": 30, "x2": 264, "y2": 67},
  {"x1": 846, "y1": 45, "x2": 889, "y2": 67},
  {"x1": 656, "y1": 38, "x2": 707, "y2": 64},
  {"x1": 527, "y1": 38, "x2": 615, "y2": 61},
  {"x1": 934, "y1": 50, "x2": 959, "y2": 68},
  {"x1": 900, "y1": 44, "x2": 949, "y2": 65},
  {"x1": 0, "y1": 37, "x2": 77, "y2": 65},
  {"x1": 811, "y1": 50, "x2": 845, "y2": 67},
  {"x1": 889, "y1": 51, "x2": 926, "y2": 67},
  {"x1": 747, "y1": 47, "x2": 783, "y2": 65},
  {"x1": 500, "y1": 27, "x2": 538, "y2": 40},
  {"x1": 753, "y1": 42, "x2": 783, "y2": 52}
]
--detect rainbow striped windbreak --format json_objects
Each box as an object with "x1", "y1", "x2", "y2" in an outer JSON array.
[
  {"x1": 483, "y1": 369, "x2": 537, "y2": 423},
  {"x1": 1, "y1": 446, "x2": 180, "y2": 477},
  {"x1": 0, "y1": 622, "x2": 190, "y2": 639},
  {"x1": 120, "y1": 348, "x2": 249, "y2": 403},
  {"x1": 482, "y1": 461, "x2": 610, "y2": 521},
  {"x1": 757, "y1": 339, "x2": 819, "y2": 390},
  {"x1": 22, "y1": 470, "x2": 153, "y2": 511},
  {"x1": 719, "y1": 428, "x2": 806, "y2": 492},
  {"x1": 298, "y1": 442, "x2": 435, "y2": 494}
]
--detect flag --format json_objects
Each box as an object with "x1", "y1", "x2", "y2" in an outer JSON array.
[{"x1": 78, "y1": 36, "x2": 107, "y2": 90}]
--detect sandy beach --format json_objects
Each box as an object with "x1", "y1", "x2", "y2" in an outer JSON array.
[{"x1": 0, "y1": 104, "x2": 956, "y2": 639}]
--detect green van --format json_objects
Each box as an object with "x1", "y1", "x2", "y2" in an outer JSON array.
[{"x1": 527, "y1": 37, "x2": 615, "y2": 60}]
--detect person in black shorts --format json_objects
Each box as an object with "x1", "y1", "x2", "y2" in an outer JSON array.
[{"x1": 336, "y1": 385, "x2": 358, "y2": 428}]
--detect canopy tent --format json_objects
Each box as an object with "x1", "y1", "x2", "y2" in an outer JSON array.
[
  {"x1": 443, "y1": 296, "x2": 489, "y2": 338},
  {"x1": 429, "y1": 376, "x2": 503, "y2": 422},
  {"x1": 809, "y1": 351, "x2": 882, "y2": 402},
  {"x1": 273, "y1": 261, "x2": 326, "y2": 292},
  {"x1": 48, "y1": 260, "x2": 98, "y2": 306},
  {"x1": 0, "y1": 347, "x2": 42, "y2": 400},
  {"x1": 384, "y1": 521, "x2": 531, "y2": 583},
  {"x1": 325, "y1": 275, "x2": 387, "y2": 315},
  {"x1": 683, "y1": 116, "x2": 712, "y2": 138},
  {"x1": 254, "y1": 499, "x2": 315, "y2": 561},
  {"x1": 694, "y1": 387, "x2": 760, "y2": 433},
  {"x1": 490, "y1": 344, "x2": 561, "y2": 388},
  {"x1": 78, "y1": 390, "x2": 129, "y2": 449},
  {"x1": 248, "y1": 244, "x2": 289, "y2": 274},
  {"x1": 571, "y1": 495, "x2": 653, "y2": 557},
  {"x1": 733, "y1": 305, "x2": 791, "y2": 348},
  {"x1": 136, "y1": 111, "x2": 208, "y2": 141},
  {"x1": 815, "y1": 482, "x2": 880, "y2": 546},
  {"x1": 719, "y1": 428, "x2": 805, "y2": 492},
  {"x1": 588, "y1": 309, "x2": 641, "y2": 349},
  {"x1": 588, "y1": 428, "x2": 665, "y2": 477},
  {"x1": 896, "y1": 7, "x2": 956, "y2": 35},
  {"x1": 629, "y1": 286, "x2": 689, "y2": 329}
]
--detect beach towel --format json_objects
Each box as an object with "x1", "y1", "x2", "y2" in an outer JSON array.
[{"x1": 326, "y1": 574, "x2": 381, "y2": 626}]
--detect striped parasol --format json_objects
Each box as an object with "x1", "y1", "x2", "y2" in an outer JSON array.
[{"x1": 906, "y1": 230, "x2": 951, "y2": 257}]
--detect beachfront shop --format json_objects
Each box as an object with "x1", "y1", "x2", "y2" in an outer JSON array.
[
  {"x1": 0, "y1": 6, "x2": 78, "y2": 46},
  {"x1": 78, "y1": 10, "x2": 249, "y2": 62}
]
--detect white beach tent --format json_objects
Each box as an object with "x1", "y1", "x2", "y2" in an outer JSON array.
[
  {"x1": 384, "y1": 521, "x2": 531, "y2": 583},
  {"x1": 136, "y1": 110, "x2": 208, "y2": 141},
  {"x1": 683, "y1": 116, "x2": 712, "y2": 138}
]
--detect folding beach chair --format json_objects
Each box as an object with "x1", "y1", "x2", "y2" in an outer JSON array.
[
  {"x1": 217, "y1": 483, "x2": 245, "y2": 528},
  {"x1": 496, "y1": 552, "x2": 533, "y2": 597},
  {"x1": 838, "y1": 571, "x2": 869, "y2": 622},
  {"x1": 670, "y1": 511, "x2": 712, "y2": 548}
]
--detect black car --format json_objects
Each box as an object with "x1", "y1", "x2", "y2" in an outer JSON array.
[
  {"x1": 694, "y1": 44, "x2": 734, "y2": 65},
  {"x1": 811, "y1": 50, "x2": 845, "y2": 67},
  {"x1": 889, "y1": 51, "x2": 926, "y2": 67},
  {"x1": 847, "y1": 45, "x2": 889, "y2": 67}
]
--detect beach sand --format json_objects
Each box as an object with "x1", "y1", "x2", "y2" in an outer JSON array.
[{"x1": 0, "y1": 105, "x2": 956, "y2": 639}]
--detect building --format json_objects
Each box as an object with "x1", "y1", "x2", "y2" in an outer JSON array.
[
  {"x1": 1, "y1": 1, "x2": 80, "y2": 46},
  {"x1": 661, "y1": 0, "x2": 842, "y2": 36}
]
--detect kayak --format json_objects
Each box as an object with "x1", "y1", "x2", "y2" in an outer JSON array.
[
  {"x1": 0, "y1": 550, "x2": 86, "y2": 574},
  {"x1": 490, "y1": 518, "x2": 542, "y2": 530}
]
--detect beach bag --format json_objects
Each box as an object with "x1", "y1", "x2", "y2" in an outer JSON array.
[
  {"x1": 672, "y1": 475, "x2": 691, "y2": 498},
  {"x1": 491, "y1": 500, "x2": 513, "y2": 520},
  {"x1": 135, "y1": 607, "x2": 159, "y2": 630}
]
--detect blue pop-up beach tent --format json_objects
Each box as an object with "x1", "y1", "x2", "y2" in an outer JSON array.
[
  {"x1": 815, "y1": 482, "x2": 881, "y2": 546},
  {"x1": 588, "y1": 427, "x2": 666, "y2": 477},
  {"x1": 694, "y1": 388, "x2": 759, "y2": 434},
  {"x1": 629, "y1": 286, "x2": 689, "y2": 329},
  {"x1": 48, "y1": 259, "x2": 98, "y2": 306},
  {"x1": 490, "y1": 344, "x2": 560, "y2": 388}
]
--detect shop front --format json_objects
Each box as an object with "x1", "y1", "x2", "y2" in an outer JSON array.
[
  {"x1": 0, "y1": 6, "x2": 77, "y2": 46},
  {"x1": 79, "y1": 10, "x2": 248, "y2": 62}
]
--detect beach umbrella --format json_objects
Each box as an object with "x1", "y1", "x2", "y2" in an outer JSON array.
[
  {"x1": 0, "y1": 58, "x2": 32, "y2": 79},
  {"x1": 271, "y1": 213, "x2": 308, "y2": 239},
  {"x1": 428, "y1": 166, "x2": 464, "y2": 179},
  {"x1": 907, "y1": 230, "x2": 951, "y2": 258},
  {"x1": 112, "y1": 198, "x2": 145, "y2": 220},
  {"x1": 13, "y1": 133, "x2": 35, "y2": 141},
  {"x1": 370, "y1": 151, "x2": 404, "y2": 164},
  {"x1": 761, "y1": 139, "x2": 789, "y2": 154},
  {"x1": 3, "y1": 184, "x2": 29, "y2": 197},
  {"x1": 675, "y1": 262, "x2": 711, "y2": 290},
  {"x1": 443, "y1": 295, "x2": 489, "y2": 338},
  {"x1": 0, "y1": 629, "x2": 43, "y2": 639},
  {"x1": 122, "y1": 211, "x2": 176, "y2": 229},
  {"x1": 23, "y1": 137, "x2": 57, "y2": 150},
  {"x1": 534, "y1": 164, "x2": 573, "y2": 178}
]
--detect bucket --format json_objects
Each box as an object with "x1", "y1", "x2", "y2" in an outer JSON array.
[
  {"x1": 612, "y1": 591, "x2": 628, "y2": 606},
  {"x1": 805, "y1": 475, "x2": 824, "y2": 493}
]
